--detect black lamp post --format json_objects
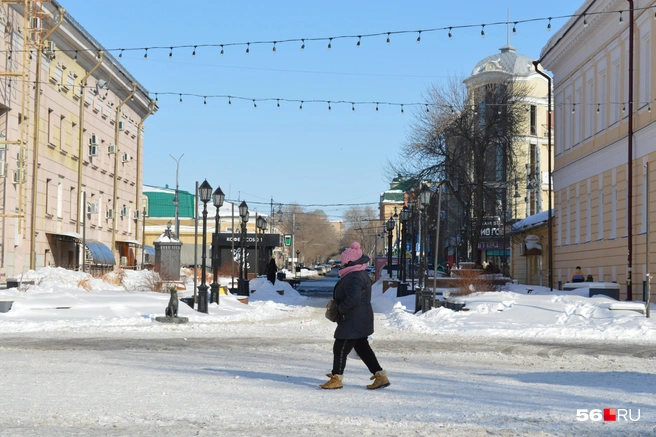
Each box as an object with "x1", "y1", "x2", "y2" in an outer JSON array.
[
  {"x1": 197, "y1": 179, "x2": 212, "y2": 313},
  {"x1": 419, "y1": 185, "x2": 432, "y2": 289},
  {"x1": 399, "y1": 206, "x2": 410, "y2": 295},
  {"x1": 295, "y1": 250, "x2": 300, "y2": 279},
  {"x1": 238, "y1": 201, "x2": 249, "y2": 297},
  {"x1": 255, "y1": 215, "x2": 267, "y2": 276},
  {"x1": 210, "y1": 186, "x2": 225, "y2": 305},
  {"x1": 386, "y1": 214, "x2": 395, "y2": 279}
]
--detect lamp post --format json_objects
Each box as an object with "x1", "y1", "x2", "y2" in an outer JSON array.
[
  {"x1": 295, "y1": 250, "x2": 301, "y2": 278},
  {"x1": 197, "y1": 179, "x2": 212, "y2": 313},
  {"x1": 399, "y1": 206, "x2": 410, "y2": 295},
  {"x1": 210, "y1": 187, "x2": 225, "y2": 305},
  {"x1": 514, "y1": 184, "x2": 521, "y2": 221},
  {"x1": 255, "y1": 215, "x2": 267, "y2": 277},
  {"x1": 238, "y1": 201, "x2": 249, "y2": 297},
  {"x1": 419, "y1": 185, "x2": 432, "y2": 289},
  {"x1": 386, "y1": 214, "x2": 395, "y2": 279},
  {"x1": 170, "y1": 154, "x2": 184, "y2": 238}
]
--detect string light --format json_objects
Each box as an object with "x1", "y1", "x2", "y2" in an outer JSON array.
[
  {"x1": 8, "y1": 50, "x2": 11, "y2": 61},
  {"x1": 328, "y1": 101, "x2": 331, "y2": 111},
  {"x1": 246, "y1": 42, "x2": 250, "y2": 55},
  {"x1": 299, "y1": 101, "x2": 303, "y2": 110},
  {"x1": 327, "y1": 38, "x2": 332, "y2": 50},
  {"x1": 401, "y1": 104, "x2": 404, "y2": 114},
  {"x1": 277, "y1": 99, "x2": 280, "y2": 108},
  {"x1": 74, "y1": 50, "x2": 78, "y2": 61},
  {"x1": 448, "y1": 27, "x2": 453, "y2": 39},
  {"x1": 155, "y1": 93, "x2": 158, "y2": 102},
  {"x1": 228, "y1": 96, "x2": 232, "y2": 105},
  {"x1": 192, "y1": 45, "x2": 197, "y2": 57},
  {"x1": 203, "y1": 96, "x2": 207, "y2": 105},
  {"x1": 597, "y1": 103, "x2": 600, "y2": 113},
  {"x1": 584, "y1": 14, "x2": 588, "y2": 27},
  {"x1": 300, "y1": 39, "x2": 305, "y2": 51},
  {"x1": 480, "y1": 24, "x2": 485, "y2": 38},
  {"x1": 572, "y1": 103, "x2": 575, "y2": 114},
  {"x1": 512, "y1": 22, "x2": 517, "y2": 35},
  {"x1": 169, "y1": 47, "x2": 173, "y2": 58},
  {"x1": 547, "y1": 18, "x2": 552, "y2": 31},
  {"x1": 220, "y1": 45, "x2": 224, "y2": 56},
  {"x1": 179, "y1": 93, "x2": 182, "y2": 103},
  {"x1": 622, "y1": 103, "x2": 626, "y2": 112},
  {"x1": 272, "y1": 41, "x2": 277, "y2": 53},
  {"x1": 386, "y1": 32, "x2": 391, "y2": 44},
  {"x1": 143, "y1": 48, "x2": 148, "y2": 59},
  {"x1": 416, "y1": 31, "x2": 421, "y2": 43},
  {"x1": 253, "y1": 99, "x2": 257, "y2": 108},
  {"x1": 352, "y1": 102, "x2": 355, "y2": 111},
  {"x1": 356, "y1": 36, "x2": 361, "y2": 47},
  {"x1": 619, "y1": 11, "x2": 623, "y2": 23},
  {"x1": 118, "y1": 49, "x2": 123, "y2": 59}
]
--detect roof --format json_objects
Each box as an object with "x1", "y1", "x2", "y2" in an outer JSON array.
[
  {"x1": 468, "y1": 45, "x2": 535, "y2": 79},
  {"x1": 511, "y1": 209, "x2": 554, "y2": 233},
  {"x1": 85, "y1": 240, "x2": 115, "y2": 266}
]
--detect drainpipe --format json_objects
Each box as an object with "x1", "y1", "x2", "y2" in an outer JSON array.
[
  {"x1": 626, "y1": 0, "x2": 634, "y2": 300},
  {"x1": 29, "y1": 8, "x2": 65, "y2": 269},
  {"x1": 135, "y1": 100, "x2": 156, "y2": 265},
  {"x1": 533, "y1": 60, "x2": 553, "y2": 291},
  {"x1": 111, "y1": 82, "x2": 137, "y2": 267},
  {"x1": 75, "y1": 51, "x2": 104, "y2": 235}
]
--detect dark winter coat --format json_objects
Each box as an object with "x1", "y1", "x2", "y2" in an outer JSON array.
[
  {"x1": 333, "y1": 269, "x2": 374, "y2": 340},
  {"x1": 265, "y1": 260, "x2": 277, "y2": 284}
]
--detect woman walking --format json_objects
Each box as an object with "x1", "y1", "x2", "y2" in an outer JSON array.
[{"x1": 320, "y1": 242, "x2": 390, "y2": 390}]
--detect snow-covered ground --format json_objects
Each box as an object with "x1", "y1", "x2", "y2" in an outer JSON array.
[{"x1": 1, "y1": 267, "x2": 655, "y2": 436}]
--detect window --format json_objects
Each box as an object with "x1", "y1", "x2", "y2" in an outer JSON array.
[
  {"x1": 585, "y1": 79, "x2": 594, "y2": 139},
  {"x1": 597, "y1": 69, "x2": 607, "y2": 132},
  {"x1": 529, "y1": 105, "x2": 537, "y2": 136},
  {"x1": 47, "y1": 109, "x2": 54, "y2": 145},
  {"x1": 45, "y1": 178, "x2": 52, "y2": 215},
  {"x1": 57, "y1": 178, "x2": 63, "y2": 219},
  {"x1": 597, "y1": 175, "x2": 604, "y2": 240},
  {"x1": 640, "y1": 35, "x2": 651, "y2": 109},
  {"x1": 610, "y1": 59, "x2": 621, "y2": 125}
]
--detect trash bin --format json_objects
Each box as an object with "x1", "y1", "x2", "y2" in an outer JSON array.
[
  {"x1": 0, "y1": 301, "x2": 13, "y2": 313},
  {"x1": 446, "y1": 297, "x2": 466, "y2": 311},
  {"x1": 180, "y1": 297, "x2": 194, "y2": 309}
]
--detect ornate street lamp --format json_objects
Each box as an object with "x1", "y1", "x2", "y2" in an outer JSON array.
[
  {"x1": 238, "y1": 201, "x2": 249, "y2": 297},
  {"x1": 197, "y1": 179, "x2": 212, "y2": 313},
  {"x1": 419, "y1": 185, "x2": 432, "y2": 289},
  {"x1": 399, "y1": 206, "x2": 410, "y2": 295},
  {"x1": 255, "y1": 214, "x2": 267, "y2": 276},
  {"x1": 210, "y1": 187, "x2": 225, "y2": 305},
  {"x1": 386, "y1": 214, "x2": 395, "y2": 279}
]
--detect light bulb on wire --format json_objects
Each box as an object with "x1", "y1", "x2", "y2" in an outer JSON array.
[
  {"x1": 246, "y1": 42, "x2": 250, "y2": 55},
  {"x1": 448, "y1": 27, "x2": 453, "y2": 39},
  {"x1": 356, "y1": 36, "x2": 361, "y2": 47},
  {"x1": 481, "y1": 24, "x2": 485, "y2": 38},
  {"x1": 301, "y1": 39, "x2": 305, "y2": 51},
  {"x1": 272, "y1": 42, "x2": 277, "y2": 53},
  {"x1": 328, "y1": 38, "x2": 332, "y2": 50},
  {"x1": 169, "y1": 47, "x2": 173, "y2": 58},
  {"x1": 416, "y1": 31, "x2": 421, "y2": 43},
  {"x1": 220, "y1": 45, "x2": 224, "y2": 56},
  {"x1": 143, "y1": 48, "x2": 148, "y2": 59},
  {"x1": 547, "y1": 18, "x2": 552, "y2": 31},
  {"x1": 513, "y1": 22, "x2": 517, "y2": 35},
  {"x1": 386, "y1": 33, "x2": 391, "y2": 44}
]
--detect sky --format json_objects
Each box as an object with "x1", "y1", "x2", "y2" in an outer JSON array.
[
  {"x1": 57, "y1": 0, "x2": 580, "y2": 220},
  {"x1": 1, "y1": 267, "x2": 655, "y2": 435}
]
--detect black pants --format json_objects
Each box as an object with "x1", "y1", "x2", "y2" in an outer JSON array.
[{"x1": 332, "y1": 337, "x2": 382, "y2": 376}]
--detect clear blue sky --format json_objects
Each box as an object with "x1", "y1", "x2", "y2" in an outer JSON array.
[{"x1": 60, "y1": 0, "x2": 578, "y2": 220}]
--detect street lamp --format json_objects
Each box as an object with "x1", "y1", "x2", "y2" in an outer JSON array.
[
  {"x1": 255, "y1": 214, "x2": 267, "y2": 277},
  {"x1": 513, "y1": 183, "x2": 521, "y2": 220},
  {"x1": 386, "y1": 214, "x2": 395, "y2": 279},
  {"x1": 419, "y1": 185, "x2": 432, "y2": 289},
  {"x1": 170, "y1": 154, "x2": 184, "y2": 238},
  {"x1": 197, "y1": 179, "x2": 212, "y2": 313},
  {"x1": 210, "y1": 186, "x2": 225, "y2": 305},
  {"x1": 295, "y1": 250, "x2": 301, "y2": 279},
  {"x1": 238, "y1": 201, "x2": 249, "y2": 297},
  {"x1": 399, "y1": 206, "x2": 410, "y2": 295}
]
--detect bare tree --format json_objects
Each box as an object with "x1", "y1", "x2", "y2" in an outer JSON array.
[
  {"x1": 390, "y1": 76, "x2": 529, "y2": 265},
  {"x1": 340, "y1": 205, "x2": 380, "y2": 259},
  {"x1": 279, "y1": 205, "x2": 339, "y2": 266}
]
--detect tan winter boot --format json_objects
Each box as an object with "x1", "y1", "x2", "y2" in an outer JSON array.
[
  {"x1": 367, "y1": 370, "x2": 390, "y2": 390},
  {"x1": 319, "y1": 373, "x2": 343, "y2": 390}
]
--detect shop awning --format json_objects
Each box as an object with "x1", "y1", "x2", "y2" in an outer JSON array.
[
  {"x1": 47, "y1": 231, "x2": 83, "y2": 242},
  {"x1": 84, "y1": 240, "x2": 115, "y2": 265},
  {"x1": 116, "y1": 239, "x2": 142, "y2": 247}
]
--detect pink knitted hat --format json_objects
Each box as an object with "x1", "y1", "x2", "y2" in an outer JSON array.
[{"x1": 340, "y1": 242, "x2": 363, "y2": 264}]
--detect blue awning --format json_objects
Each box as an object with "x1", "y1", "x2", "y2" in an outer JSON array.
[
  {"x1": 144, "y1": 246, "x2": 155, "y2": 257},
  {"x1": 84, "y1": 240, "x2": 115, "y2": 265}
]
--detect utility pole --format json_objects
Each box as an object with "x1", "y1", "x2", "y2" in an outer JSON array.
[{"x1": 170, "y1": 154, "x2": 184, "y2": 238}]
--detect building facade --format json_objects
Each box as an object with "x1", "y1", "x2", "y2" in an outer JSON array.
[
  {"x1": 540, "y1": 0, "x2": 655, "y2": 298},
  {"x1": 0, "y1": 1, "x2": 153, "y2": 278}
]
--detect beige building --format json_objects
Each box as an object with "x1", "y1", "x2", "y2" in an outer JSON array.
[
  {"x1": 0, "y1": 1, "x2": 152, "y2": 278},
  {"x1": 540, "y1": 0, "x2": 655, "y2": 299}
]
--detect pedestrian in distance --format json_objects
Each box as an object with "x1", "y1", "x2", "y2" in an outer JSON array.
[
  {"x1": 571, "y1": 266, "x2": 585, "y2": 283},
  {"x1": 265, "y1": 258, "x2": 277, "y2": 285},
  {"x1": 320, "y1": 241, "x2": 390, "y2": 391}
]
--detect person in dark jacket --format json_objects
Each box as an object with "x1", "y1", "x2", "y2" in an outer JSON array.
[
  {"x1": 265, "y1": 258, "x2": 277, "y2": 285},
  {"x1": 320, "y1": 242, "x2": 390, "y2": 390},
  {"x1": 571, "y1": 266, "x2": 585, "y2": 283}
]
